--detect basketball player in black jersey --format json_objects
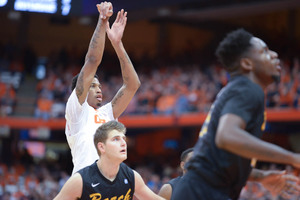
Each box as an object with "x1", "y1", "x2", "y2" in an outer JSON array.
[
  {"x1": 172, "y1": 29, "x2": 300, "y2": 200},
  {"x1": 54, "y1": 120, "x2": 165, "y2": 200},
  {"x1": 158, "y1": 148, "x2": 193, "y2": 200}
]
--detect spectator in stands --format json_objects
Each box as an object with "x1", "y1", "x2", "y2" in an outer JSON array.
[
  {"x1": 155, "y1": 89, "x2": 177, "y2": 115},
  {"x1": 0, "y1": 83, "x2": 16, "y2": 116},
  {"x1": 51, "y1": 78, "x2": 67, "y2": 118},
  {"x1": 34, "y1": 92, "x2": 53, "y2": 120},
  {"x1": 0, "y1": 83, "x2": 6, "y2": 98},
  {"x1": 24, "y1": 171, "x2": 39, "y2": 192},
  {"x1": 0, "y1": 191, "x2": 11, "y2": 200},
  {"x1": 147, "y1": 173, "x2": 162, "y2": 194},
  {"x1": 174, "y1": 85, "x2": 190, "y2": 115},
  {"x1": 279, "y1": 83, "x2": 295, "y2": 107},
  {"x1": 266, "y1": 83, "x2": 280, "y2": 107},
  {"x1": 65, "y1": 2, "x2": 140, "y2": 175},
  {"x1": 51, "y1": 99, "x2": 65, "y2": 118},
  {"x1": 136, "y1": 87, "x2": 156, "y2": 114}
]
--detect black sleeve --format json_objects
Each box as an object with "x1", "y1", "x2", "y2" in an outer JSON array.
[{"x1": 221, "y1": 87, "x2": 261, "y2": 125}]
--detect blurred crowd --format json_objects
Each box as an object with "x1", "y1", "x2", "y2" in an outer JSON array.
[
  {"x1": 0, "y1": 42, "x2": 300, "y2": 119},
  {"x1": 0, "y1": 162, "x2": 69, "y2": 200}
]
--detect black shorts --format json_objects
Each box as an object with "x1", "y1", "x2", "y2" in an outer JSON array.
[{"x1": 171, "y1": 170, "x2": 233, "y2": 200}]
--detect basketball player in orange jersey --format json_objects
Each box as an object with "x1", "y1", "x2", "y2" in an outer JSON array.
[{"x1": 65, "y1": 1, "x2": 140, "y2": 175}]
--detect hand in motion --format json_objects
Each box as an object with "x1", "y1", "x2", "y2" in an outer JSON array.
[
  {"x1": 96, "y1": 1, "x2": 113, "y2": 20},
  {"x1": 260, "y1": 170, "x2": 300, "y2": 199},
  {"x1": 106, "y1": 9, "x2": 127, "y2": 45}
]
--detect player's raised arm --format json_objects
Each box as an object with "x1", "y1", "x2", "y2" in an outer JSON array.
[
  {"x1": 106, "y1": 9, "x2": 141, "y2": 118},
  {"x1": 75, "y1": 2, "x2": 113, "y2": 104}
]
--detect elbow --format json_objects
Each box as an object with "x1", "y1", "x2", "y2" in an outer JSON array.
[
  {"x1": 215, "y1": 131, "x2": 227, "y2": 149},
  {"x1": 135, "y1": 79, "x2": 141, "y2": 90},
  {"x1": 128, "y1": 78, "x2": 141, "y2": 92}
]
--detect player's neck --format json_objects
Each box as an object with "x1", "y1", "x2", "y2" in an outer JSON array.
[
  {"x1": 97, "y1": 159, "x2": 120, "y2": 182},
  {"x1": 248, "y1": 73, "x2": 270, "y2": 90}
]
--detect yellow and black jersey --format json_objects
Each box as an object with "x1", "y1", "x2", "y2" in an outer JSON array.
[
  {"x1": 186, "y1": 75, "x2": 265, "y2": 200},
  {"x1": 78, "y1": 161, "x2": 135, "y2": 200}
]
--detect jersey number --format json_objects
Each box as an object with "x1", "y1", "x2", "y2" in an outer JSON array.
[
  {"x1": 94, "y1": 115, "x2": 106, "y2": 124},
  {"x1": 199, "y1": 105, "x2": 213, "y2": 137}
]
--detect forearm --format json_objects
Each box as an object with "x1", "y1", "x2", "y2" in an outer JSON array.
[
  {"x1": 217, "y1": 114, "x2": 300, "y2": 169},
  {"x1": 85, "y1": 16, "x2": 107, "y2": 66},
  {"x1": 227, "y1": 130, "x2": 293, "y2": 164},
  {"x1": 222, "y1": 128, "x2": 294, "y2": 165},
  {"x1": 216, "y1": 122, "x2": 293, "y2": 164},
  {"x1": 113, "y1": 42, "x2": 140, "y2": 90},
  {"x1": 76, "y1": 16, "x2": 107, "y2": 102}
]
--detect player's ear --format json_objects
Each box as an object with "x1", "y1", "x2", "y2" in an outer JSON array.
[
  {"x1": 97, "y1": 142, "x2": 105, "y2": 154},
  {"x1": 180, "y1": 161, "x2": 185, "y2": 171},
  {"x1": 240, "y1": 57, "x2": 253, "y2": 71}
]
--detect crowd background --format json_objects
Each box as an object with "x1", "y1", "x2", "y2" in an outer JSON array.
[
  {"x1": 1, "y1": 0, "x2": 300, "y2": 199},
  {"x1": 1, "y1": 43, "x2": 300, "y2": 119}
]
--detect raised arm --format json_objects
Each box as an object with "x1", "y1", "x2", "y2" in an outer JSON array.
[
  {"x1": 215, "y1": 113, "x2": 300, "y2": 168},
  {"x1": 54, "y1": 173, "x2": 83, "y2": 200},
  {"x1": 133, "y1": 171, "x2": 166, "y2": 200},
  {"x1": 75, "y1": 2, "x2": 113, "y2": 104},
  {"x1": 106, "y1": 9, "x2": 141, "y2": 118}
]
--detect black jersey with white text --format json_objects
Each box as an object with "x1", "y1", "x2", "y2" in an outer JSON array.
[
  {"x1": 186, "y1": 75, "x2": 265, "y2": 199},
  {"x1": 78, "y1": 161, "x2": 135, "y2": 200}
]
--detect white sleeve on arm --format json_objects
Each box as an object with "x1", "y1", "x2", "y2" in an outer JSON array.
[{"x1": 65, "y1": 90, "x2": 88, "y2": 123}]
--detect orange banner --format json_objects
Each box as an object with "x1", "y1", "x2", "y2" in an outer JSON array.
[{"x1": 0, "y1": 109, "x2": 299, "y2": 130}]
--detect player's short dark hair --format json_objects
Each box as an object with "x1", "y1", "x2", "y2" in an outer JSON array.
[
  {"x1": 71, "y1": 73, "x2": 99, "y2": 91},
  {"x1": 94, "y1": 121, "x2": 126, "y2": 155},
  {"x1": 215, "y1": 28, "x2": 253, "y2": 72},
  {"x1": 180, "y1": 148, "x2": 193, "y2": 162}
]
